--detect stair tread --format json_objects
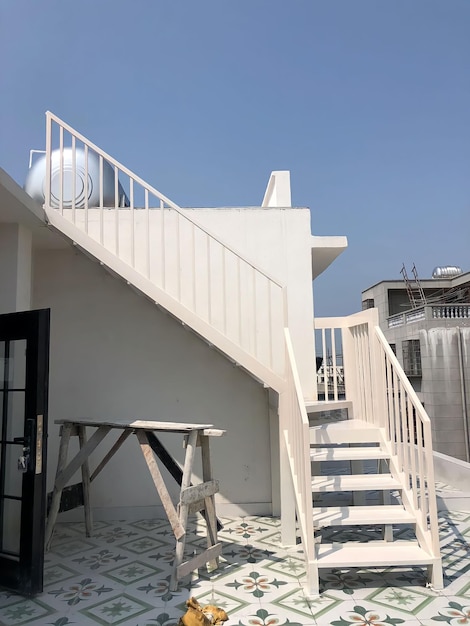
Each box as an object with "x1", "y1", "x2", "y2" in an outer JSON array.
[
  {"x1": 313, "y1": 505, "x2": 415, "y2": 527},
  {"x1": 311, "y1": 419, "x2": 375, "y2": 432},
  {"x1": 316, "y1": 541, "x2": 436, "y2": 567},
  {"x1": 311, "y1": 473, "x2": 400, "y2": 492},
  {"x1": 310, "y1": 419, "x2": 384, "y2": 445},
  {"x1": 311, "y1": 446, "x2": 389, "y2": 461}
]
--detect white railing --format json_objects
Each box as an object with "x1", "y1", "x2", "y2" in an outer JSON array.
[
  {"x1": 373, "y1": 326, "x2": 440, "y2": 559},
  {"x1": 388, "y1": 303, "x2": 470, "y2": 328},
  {"x1": 280, "y1": 329, "x2": 316, "y2": 595},
  {"x1": 313, "y1": 310, "x2": 441, "y2": 558},
  {"x1": 43, "y1": 112, "x2": 287, "y2": 389}
]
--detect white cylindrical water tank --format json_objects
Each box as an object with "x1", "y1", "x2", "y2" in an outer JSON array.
[
  {"x1": 432, "y1": 266, "x2": 463, "y2": 279},
  {"x1": 24, "y1": 148, "x2": 128, "y2": 208}
]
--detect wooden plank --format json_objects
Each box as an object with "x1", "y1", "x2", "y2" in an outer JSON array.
[
  {"x1": 135, "y1": 430, "x2": 185, "y2": 540},
  {"x1": 180, "y1": 480, "x2": 219, "y2": 505},
  {"x1": 78, "y1": 425, "x2": 93, "y2": 538},
  {"x1": 90, "y1": 430, "x2": 132, "y2": 482},
  {"x1": 55, "y1": 417, "x2": 213, "y2": 432},
  {"x1": 200, "y1": 434, "x2": 219, "y2": 568},
  {"x1": 45, "y1": 423, "x2": 73, "y2": 549},
  {"x1": 202, "y1": 428, "x2": 226, "y2": 437},
  {"x1": 176, "y1": 543, "x2": 222, "y2": 579},
  {"x1": 188, "y1": 500, "x2": 206, "y2": 515},
  {"x1": 171, "y1": 429, "x2": 198, "y2": 591},
  {"x1": 54, "y1": 426, "x2": 112, "y2": 491},
  {"x1": 146, "y1": 431, "x2": 223, "y2": 532}
]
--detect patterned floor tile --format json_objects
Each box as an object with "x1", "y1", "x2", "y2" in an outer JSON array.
[
  {"x1": 115, "y1": 535, "x2": 168, "y2": 554},
  {"x1": 262, "y1": 552, "x2": 307, "y2": 580},
  {"x1": 49, "y1": 537, "x2": 99, "y2": 558},
  {"x1": 313, "y1": 598, "x2": 422, "y2": 625},
  {"x1": 1, "y1": 511, "x2": 470, "y2": 625},
  {"x1": 0, "y1": 597, "x2": 56, "y2": 625},
  {"x1": 411, "y1": 594, "x2": 470, "y2": 622},
  {"x1": 363, "y1": 586, "x2": 438, "y2": 615},
  {"x1": 101, "y1": 560, "x2": 164, "y2": 585},
  {"x1": 78, "y1": 593, "x2": 155, "y2": 625},
  {"x1": 43, "y1": 563, "x2": 80, "y2": 588}
]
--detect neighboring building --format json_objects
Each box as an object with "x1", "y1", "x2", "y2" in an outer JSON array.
[{"x1": 362, "y1": 268, "x2": 470, "y2": 461}]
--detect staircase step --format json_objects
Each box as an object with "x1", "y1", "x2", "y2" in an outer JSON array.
[
  {"x1": 313, "y1": 505, "x2": 414, "y2": 527},
  {"x1": 316, "y1": 541, "x2": 436, "y2": 568},
  {"x1": 310, "y1": 419, "x2": 383, "y2": 445},
  {"x1": 311, "y1": 473, "x2": 400, "y2": 492},
  {"x1": 305, "y1": 399, "x2": 353, "y2": 415},
  {"x1": 310, "y1": 446, "x2": 389, "y2": 462}
]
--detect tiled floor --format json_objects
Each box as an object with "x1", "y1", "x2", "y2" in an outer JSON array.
[{"x1": 1, "y1": 509, "x2": 470, "y2": 626}]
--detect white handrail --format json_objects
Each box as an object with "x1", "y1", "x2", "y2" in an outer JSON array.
[
  {"x1": 45, "y1": 112, "x2": 283, "y2": 288},
  {"x1": 280, "y1": 328, "x2": 316, "y2": 595},
  {"x1": 313, "y1": 313, "x2": 441, "y2": 560},
  {"x1": 374, "y1": 325, "x2": 440, "y2": 557},
  {"x1": 43, "y1": 111, "x2": 288, "y2": 385}
]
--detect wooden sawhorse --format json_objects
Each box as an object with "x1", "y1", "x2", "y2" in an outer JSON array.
[{"x1": 45, "y1": 418, "x2": 225, "y2": 590}]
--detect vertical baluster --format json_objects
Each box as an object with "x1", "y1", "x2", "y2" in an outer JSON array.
[
  {"x1": 268, "y1": 281, "x2": 273, "y2": 370},
  {"x1": 160, "y1": 199, "x2": 165, "y2": 289},
  {"x1": 252, "y1": 269, "x2": 257, "y2": 357},
  {"x1": 114, "y1": 166, "x2": 119, "y2": 256},
  {"x1": 331, "y1": 330, "x2": 337, "y2": 400},
  {"x1": 222, "y1": 246, "x2": 227, "y2": 335},
  {"x1": 237, "y1": 257, "x2": 242, "y2": 346},
  {"x1": 207, "y1": 236, "x2": 212, "y2": 325},
  {"x1": 129, "y1": 178, "x2": 134, "y2": 267},
  {"x1": 83, "y1": 144, "x2": 88, "y2": 232},
  {"x1": 416, "y1": 419, "x2": 426, "y2": 528},
  {"x1": 393, "y1": 376, "x2": 401, "y2": 461},
  {"x1": 176, "y1": 212, "x2": 181, "y2": 301},
  {"x1": 145, "y1": 189, "x2": 149, "y2": 278},
  {"x1": 59, "y1": 126, "x2": 64, "y2": 214},
  {"x1": 71, "y1": 136, "x2": 76, "y2": 223},
  {"x1": 321, "y1": 328, "x2": 327, "y2": 400},
  {"x1": 45, "y1": 113, "x2": 52, "y2": 209},
  {"x1": 400, "y1": 386, "x2": 410, "y2": 484},
  {"x1": 408, "y1": 398, "x2": 419, "y2": 509},
  {"x1": 99, "y1": 156, "x2": 104, "y2": 245},
  {"x1": 191, "y1": 223, "x2": 196, "y2": 312},
  {"x1": 386, "y1": 358, "x2": 395, "y2": 451}
]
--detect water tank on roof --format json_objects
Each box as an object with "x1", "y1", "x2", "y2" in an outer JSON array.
[
  {"x1": 24, "y1": 148, "x2": 129, "y2": 208},
  {"x1": 432, "y1": 266, "x2": 463, "y2": 279}
]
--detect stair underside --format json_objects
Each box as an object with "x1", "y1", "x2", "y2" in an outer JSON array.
[
  {"x1": 312, "y1": 473, "x2": 400, "y2": 492},
  {"x1": 310, "y1": 419, "x2": 385, "y2": 444},
  {"x1": 313, "y1": 505, "x2": 414, "y2": 527},
  {"x1": 316, "y1": 541, "x2": 437, "y2": 567},
  {"x1": 311, "y1": 446, "x2": 389, "y2": 462}
]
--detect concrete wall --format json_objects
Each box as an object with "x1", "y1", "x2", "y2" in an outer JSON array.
[
  {"x1": 63, "y1": 206, "x2": 316, "y2": 398},
  {"x1": 33, "y1": 247, "x2": 275, "y2": 519},
  {"x1": 363, "y1": 281, "x2": 470, "y2": 461},
  {"x1": 420, "y1": 327, "x2": 470, "y2": 460}
]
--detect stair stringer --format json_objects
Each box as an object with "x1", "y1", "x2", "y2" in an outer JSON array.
[{"x1": 45, "y1": 207, "x2": 285, "y2": 393}]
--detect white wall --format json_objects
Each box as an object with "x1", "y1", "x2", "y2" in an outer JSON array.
[
  {"x1": 62, "y1": 206, "x2": 316, "y2": 398},
  {"x1": 33, "y1": 247, "x2": 275, "y2": 519},
  {"x1": 0, "y1": 223, "x2": 32, "y2": 313}
]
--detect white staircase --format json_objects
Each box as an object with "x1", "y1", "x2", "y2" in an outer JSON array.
[
  {"x1": 39, "y1": 112, "x2": 443, "y2": 599},
  {"x1": 309, "y1": 416, "x2": 442, "y2": 588}
]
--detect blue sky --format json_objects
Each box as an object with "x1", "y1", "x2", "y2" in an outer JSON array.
[{"x1": 1, "y1": 0, "x2": 469, "y2": 315}]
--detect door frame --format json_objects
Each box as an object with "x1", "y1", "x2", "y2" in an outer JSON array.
[{"x1": 0, "y1": 308, "x2": 50, "y2": 596}]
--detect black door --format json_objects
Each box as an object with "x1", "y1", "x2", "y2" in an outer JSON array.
[{"x1": 0, "y1": 309, "x2": 50, "y2": 596}]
